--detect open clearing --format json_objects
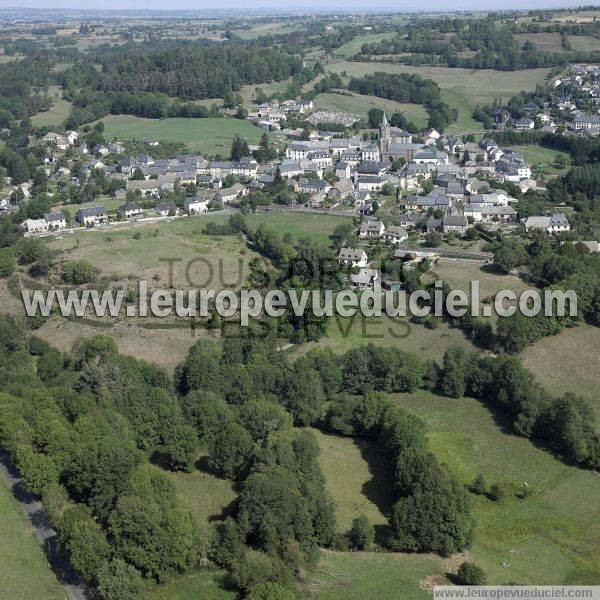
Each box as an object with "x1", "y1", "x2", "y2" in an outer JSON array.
[
  {"x1": 147, "y1": 570, "x2": 235, "y2": 600},
  {"x1": 311, "y1": 428, "x2": 389, "y2": 534},
  {"x1": 45, "y1": 216, "x2": 257, "y2": 288},
  {"x1": 518, "y1": 145, "x2": 570, "y2": 177},
  {"x1": 326, "y1": 62, "x2": 551, "y2": 131},
  {"x1": 336, "y1": 33, "x2": 394, "y2": 58},
  {"x1": 311, "y1": 549, "x2": 456, "y2": 600},
  {"x1": 31, "y1": 85, "x2": 72, "y2": 128},
  {"x1": 427, "y1": 258, "x2": 532, "y2": 299},
  {"x1": 521, "y1": 323, "x2": 600, "y2": 423},
  {"x1": 159, "y1": 455, "x2": 237, "y2": 524},
  {"x1": 313, "y1": 92, "x2": 429, "y2": 129},
  {"x1": 395, "y1": 391, "x2": 600, "y2": 587},
  {"x1": 296, "y1": 313, "x2": 478, "y2": 361},
  {"x1": 98, "y1": 115, "x2": 272, "y2": 156},
  {"x1": 567, "y1": 35, "x2": 600, "y2": 51},
  {"x1": 514, "y1": 32, "x2": 565, "y2": 52},
  {"x1": 0, "y1": 481, "x2": 64, "y2": 599}
]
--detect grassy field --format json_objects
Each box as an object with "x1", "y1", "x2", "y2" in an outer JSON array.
[
  {"x1": 98, "y1": 115, "x2": 272, "y2": 156},
  {"x1": 31, "y1": 85, "x2": 72, "y2": 128},
  {"x1": 567, "y1": 35, "x2": 600, "y2": 51},
  {"x1": 160, "y1": 457, "x2": 237, "y2": 524},
  {"x1": 146, "y1": 570, "x2": 235, "y2": 600},
  {"x1": 296, "y1": 313, "x2": 477, "y2": 362},
  {"x1": 514, "y1": 32, "x2": 565, "y2": 52},
  {"x1": 521, "y1": 323, "x2": 600, "y2": 423},
  {"x1": 518, "y1": 145, "x2": 570, "y2": 177},
  {"x1": 336, "y1": 33, "x2": 393, "y2": 58},
  {"x1": 555, "y1": 10, "x2": 600, "y2": 23},
  {"x1": 326, "y1": 62, "x2": 551, "y2": 131},
  {"x1": 426, "y1": 258, "x2": 532, "y2": 300},
  {"x1": 45, "y1": 215, "x2": 257, "y2": 288},
  {"x1": 311, "y1": 549, "x2": 456, "y2": 600},
  {"x1": 0, "y1": 481, "x2": 64, "y2": 600},
  {"x1": 310, "y1": 428, "x2": 389, "y2": 534},
  {"x1": 32, "y1": 212, "x2": 348, "y2": 367},
  {"x1": 313, "y1": 92, "x2": 429, "y2": 129},
  {"x1": 239, "y1": 78, "x2": 293, "y2": 107},
  {"x1": 245, "y1": 211, "x2": 352, "y2": 245},
  {"x1": 395, "y1": 391, "x2": 600, "y2": 587}
]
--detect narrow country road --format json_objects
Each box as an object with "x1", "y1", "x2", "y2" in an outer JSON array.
[{"x1": 0, "y1": 451, "x2": 93, "y2": 600}]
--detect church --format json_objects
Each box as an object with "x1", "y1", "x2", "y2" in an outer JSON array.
[{"x1": 378, "y1": 113, "x2": 418, "y2": 163}]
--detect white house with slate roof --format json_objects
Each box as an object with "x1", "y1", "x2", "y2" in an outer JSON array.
[
  {"x1": 76, "y1": 206, "x2": 108, "y2": 226},
  {"x1": 338, "y1": 247, "x2": 369, "y2": 268},
  {"x1": 524, "y1": 213, "x2": 570, "y2": 234},
  {"x1": 44, "y1": 212, "x2": 66, "y2": 230}
]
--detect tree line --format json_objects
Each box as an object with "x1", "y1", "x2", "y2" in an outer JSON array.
[{"x1": 348, "y1": 72, "x2": 457, "y2": 132}]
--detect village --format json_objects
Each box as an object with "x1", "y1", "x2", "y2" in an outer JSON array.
[{"x1": 8, "y1": 100, "x2": 587, "y2": 295}]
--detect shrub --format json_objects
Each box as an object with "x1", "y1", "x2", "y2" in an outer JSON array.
[{"x1": 457, "y1": 561, "x2": 487, "y2": 585}]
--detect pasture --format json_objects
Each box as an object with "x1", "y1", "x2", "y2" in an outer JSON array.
[
  {"x1": 427, "y1": 258, "x2": 532, "y2": 300},
  {"x1": 313, "y1": 92, "x2": 429, "y2": 129},
  {"x1": 45, "y1": 216, "x2": 256, "y2": 290},
  {"x1": 0, "y1": 481, "x2": 64, "y2": 599},
  {"x1": 159, "y1": 455, "x2": 237, "y2": 524},
  {"x1": 336, "y1": 33, "x2": 394, "y2": 58},
  {"x1": 514, "y1": 32, "x2": 565, "y2": 52},
  {"x1": 31, "y1": 85, "x2": 73, "y2": 128},
  {"x1": 98, "y1": 116, "x2": 272, "y2": 156},
  {"x1": 518, "y1": 145, "x2": 570, "y2": 176},
  {"x1": 567, "y1": 35, "x2": 600, "y2": 51},
  {"x1": 311, "y1": 549, "x2": 454, "y2": 600},
  {"x1": 310, "y1": 429, "x2": 389, "y2": 534},
  {"x1": 395, "y1": 391, "x2": 600, "y2": 586},
  {"x1": 521, "y1": 323, "x2": 600, "y2": 423},
  {"x1": 297, "y1": 313, "x2": 478, "y2": 362},
  {"x1": 147, "y1": 570, "x2": 235, "y2": 600},
  {"x1": 326, "y1": 62, "x2": 551, "y2": 131}
]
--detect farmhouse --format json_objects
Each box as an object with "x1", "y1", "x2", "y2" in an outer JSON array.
[
  {"x1": 350, "y1": 268, "x2": 378, "y2": 290},
  {"x1": 463, "y1": 204, "x2": 517, "y2": 222},
  {"x1": 216, "y1": 183, "x2": 246, "y2": 203}
]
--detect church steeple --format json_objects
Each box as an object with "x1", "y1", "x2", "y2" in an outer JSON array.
[{"x1": 379, "y1": 112, "x2": 390, "y2": 157}]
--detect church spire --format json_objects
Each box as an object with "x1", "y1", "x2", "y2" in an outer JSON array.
[{"x1": 381, "y1": 111, "x2": 388, "y2": 127}]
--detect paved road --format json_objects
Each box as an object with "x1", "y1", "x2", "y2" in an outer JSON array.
[{"x1": 0, "y1": 452, "x2": 92, "y2": 600}]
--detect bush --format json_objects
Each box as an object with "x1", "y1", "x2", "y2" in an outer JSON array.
[
  {"x1": 347, "y1": 515, "x2": 375, "y2": 551},
  {"x1": 62, "y1": 260, "x2": 98, "y2": 284},
  {"x1": 469, "y1": 474, "x2": 486, "y2": 495},
  {"x1": 247, "y1": 582, "x2": 297, "y2": 600},
  {"x1": 488, "y1": 483, "x2": 504, "y2": 502},
  {"x1": 0, "y1": 248, "x2": 16, "y2": 277},
  {"x1": 457, "y1": 561, "x2": 487, "y2": 585}
]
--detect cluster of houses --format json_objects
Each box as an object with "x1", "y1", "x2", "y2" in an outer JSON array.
[
  {"x1": 247, "y1": 98, "x2": 314, "y2": 130},
  {"x1": 485, "y1": 64, "x2": 600, "y2": 136}
]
